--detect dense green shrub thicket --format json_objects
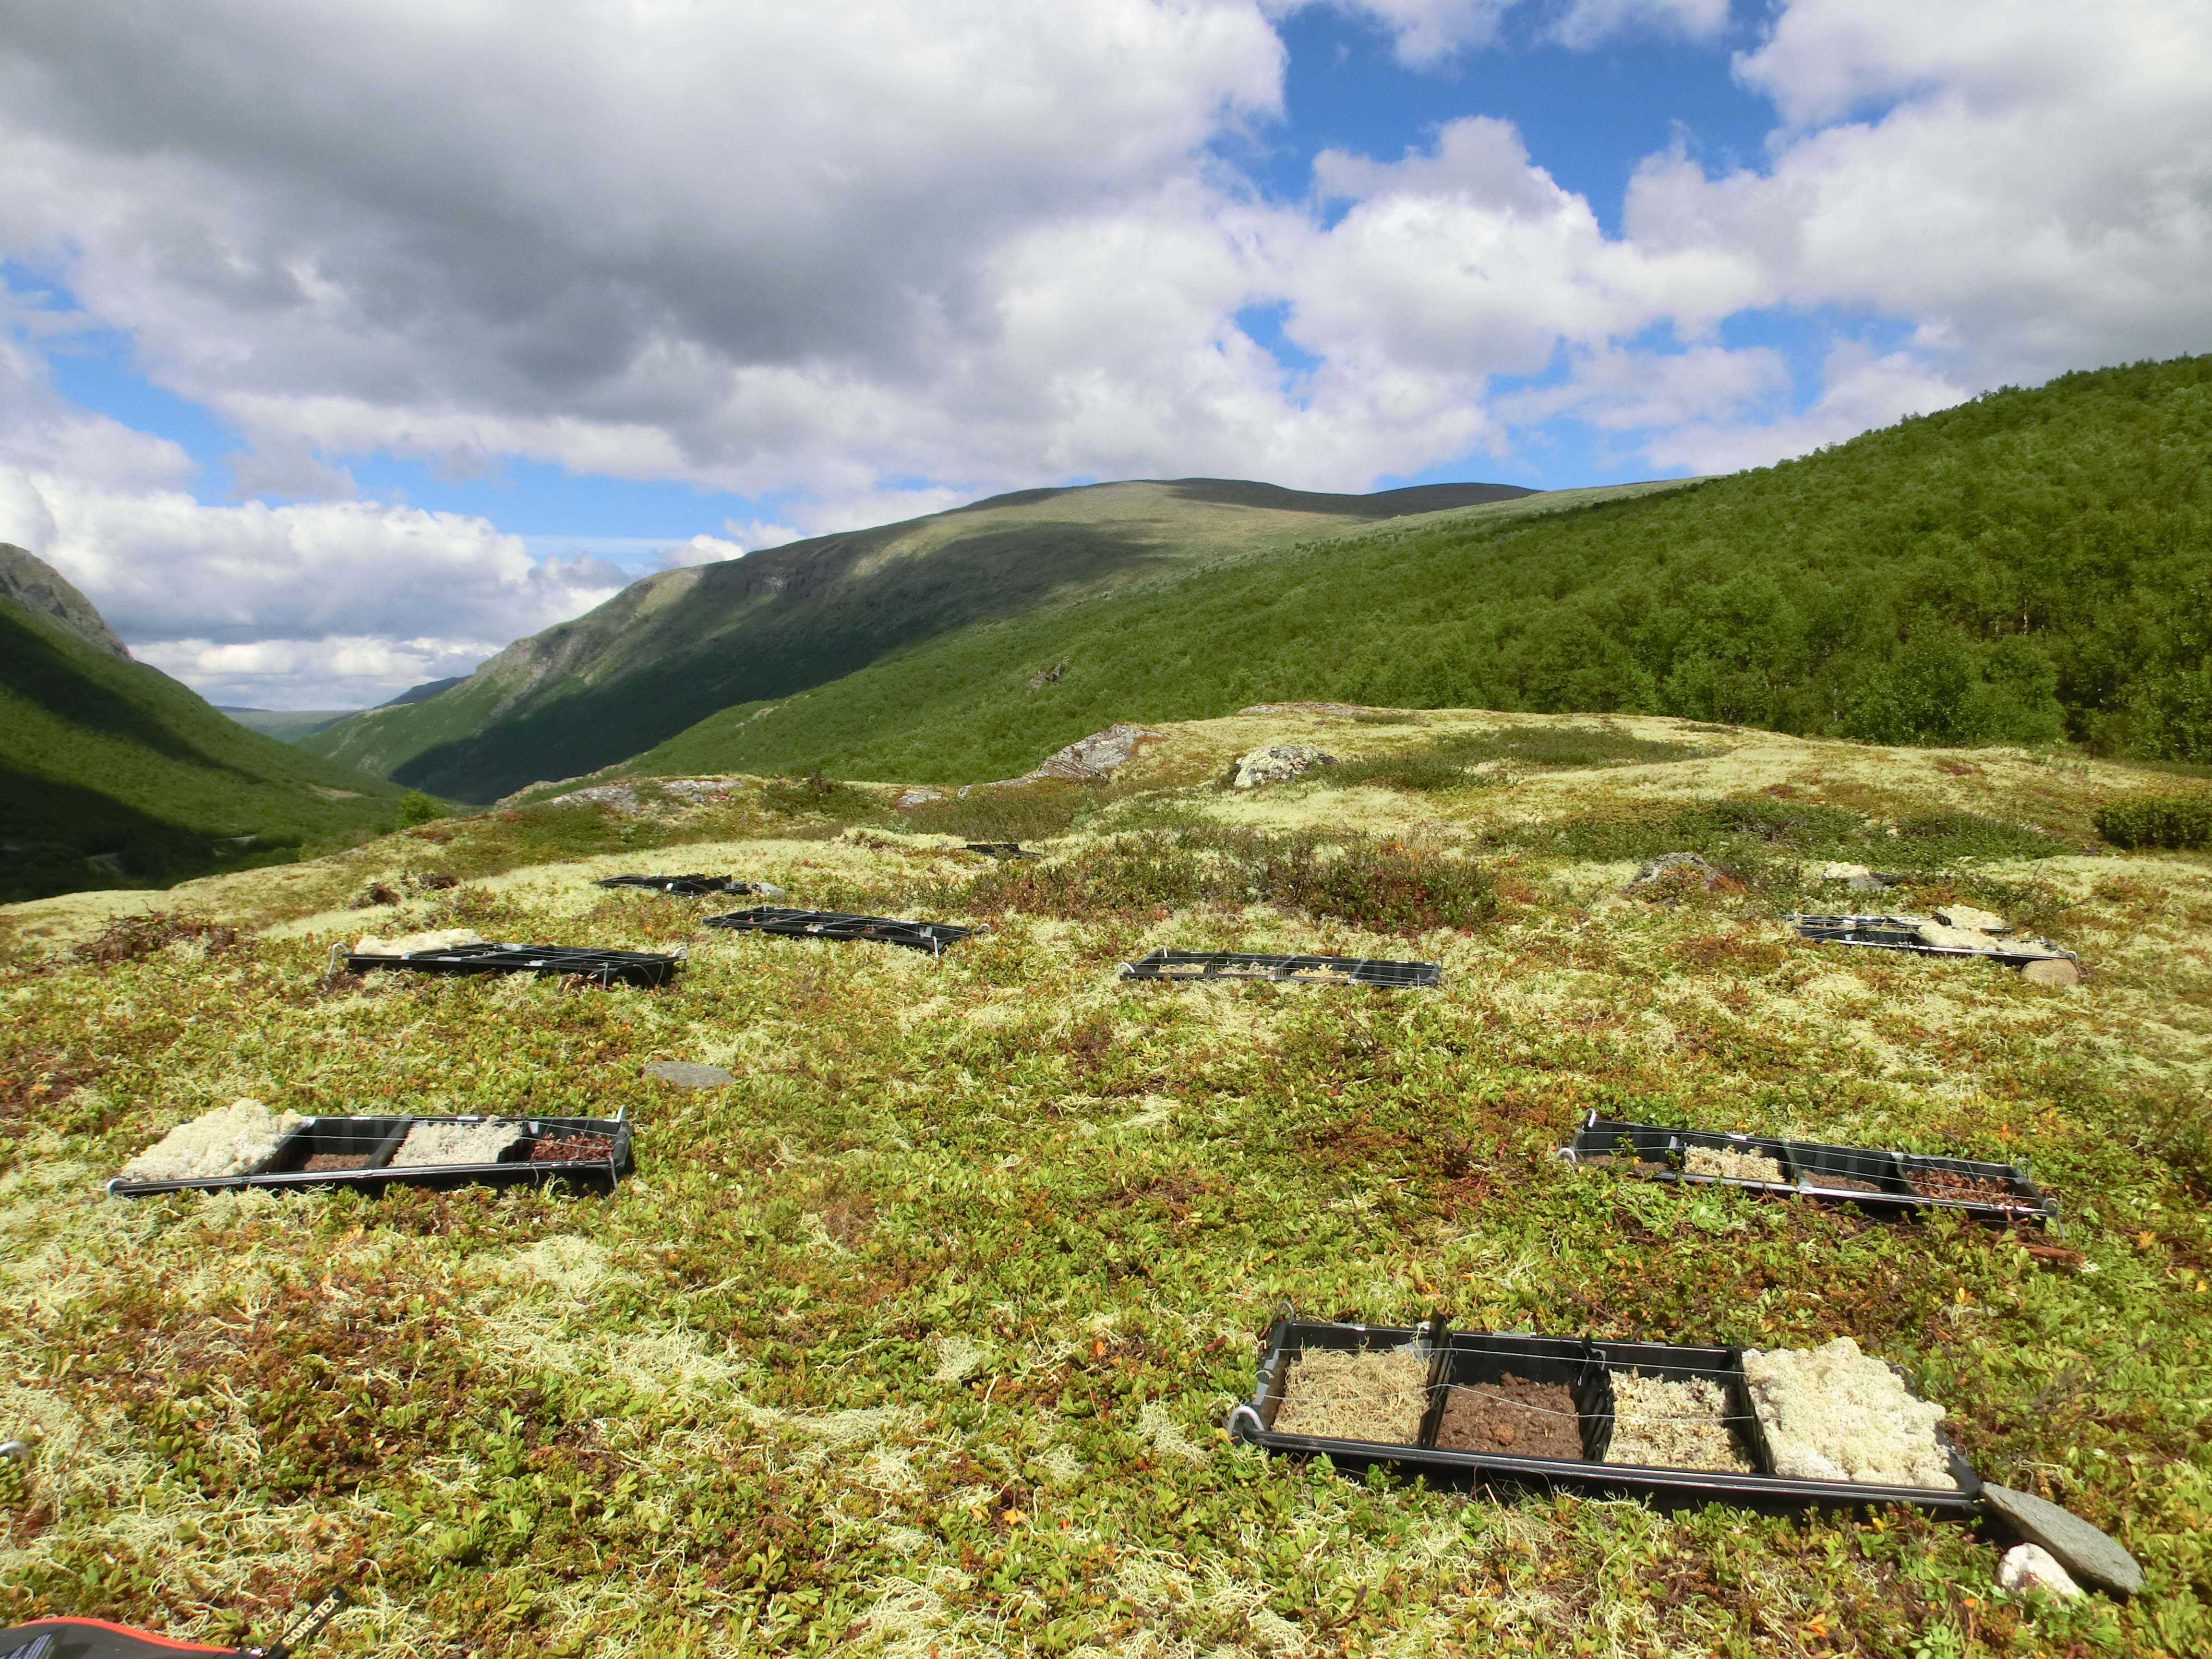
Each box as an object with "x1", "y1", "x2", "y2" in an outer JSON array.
[
  {"x1": 631, "y1": 353, "x2": 2212, "y2": 783},
  {"x1": 2094, "y1": 791, "x2": 2212, "y2": 849}
]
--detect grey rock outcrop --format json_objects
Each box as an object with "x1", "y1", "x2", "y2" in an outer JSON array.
[
  {"x1": 1981, "y1": 1483, "x2": 2144, "y2": 1598},
  {"x1": 1227, "y1": 744, "x2": 1337, "y2": 789},
  {"x1": 0, "y1": 543, "x2": 132, "y2": 658},
  {"x1": 1029, "y1": 723, "x2": 1164, "y2": 783}
]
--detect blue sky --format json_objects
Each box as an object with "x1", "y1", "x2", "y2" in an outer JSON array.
[{"x1": 3, "y1": 1, "x2": 2205, "y2": 705}]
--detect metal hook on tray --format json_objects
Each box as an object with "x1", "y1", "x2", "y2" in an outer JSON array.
[{"x1": 1226, "y1": 1404, "x2": 1266, "y2": 1443}]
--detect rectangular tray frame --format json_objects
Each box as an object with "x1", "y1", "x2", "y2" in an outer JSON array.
[
  {"x1": 1230, "y1": 1318, "x2": 1983, "y2": 1514},
  {"x1": 1118, "y1": 949, "x2": 1441, "y2": 989},
  {"x1": 107, "y1": 1112, "x2": 633, "y2": 1198},
  {"x1": 596, "y1": 874, "x2": 775, "y2": 897},
  {"x1": 1788, "y1": 913, "x2": 2078, "y2": 967},
  {"x1": 702, "y1": 905, "x2": 975, "y2": 954},
  {"x1": 1559, "y1": 1112, "x2": 2059, "y2": 1226},
  {"x1": 342, "y1": 941, "x2": 683, "y2": 988}
]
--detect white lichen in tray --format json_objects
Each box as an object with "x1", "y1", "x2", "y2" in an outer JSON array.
[
  {"x1": 388, "y1": 1120, "x2": 523, "y2": 1168},
  {"x1": 1741, "y1": 1337, "x2": 1956, "y2": 1489},
  {"x1": 120, "y1": 1099, "x2": 307, "y2": 1182}
]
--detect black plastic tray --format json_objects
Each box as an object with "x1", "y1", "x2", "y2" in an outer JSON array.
[
  {"x1": 963, "y1": 842, "x2": 1041, "y2": 859},
  {"x1": 106, "y1": 1112, "x2": 632, "y2": 1198},
  {"x1": 1229, "y1": 1318, "x2": 1983, "y2": 1514},
  {"x1": 702, "y1": 905, "x2": 976, "y2": 954},
  {"x1": 1559, "y1": 1112, "x2": 2058, "y2": 1225},
  {"x1": 1788, "y1": 913, "x2": 2077, "y2": 967},
  {"x1": 343, "y1": 941, "x2": 683, "y2": 987},
  {"x1": 596, "y1": 873, "x2": 781, "y2": 897},
  {"x1": 1118, "y1": 949, "x2": 1440, "y2": 988}
]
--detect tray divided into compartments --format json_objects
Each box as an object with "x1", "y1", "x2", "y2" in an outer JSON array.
[
  {"x1": 702, "y1": 905, "x2": 976, "y2": 954},
  {"x1": 342, "y1": 941, "x2": 683, "y2": 988},
  {"x1": 1559, "y1": 1113, "x2": 2058, "y2": 1224},
  {"x1": 1788, "y1": 913, "x2": 2078, "y2": 967},
  {"x1": 1118, "y1": 950, "x2": 1441, "y2": 989},
  {"x1": 596, "y1": 873, "x2": 777, "y2": 897},
  {"x1": 1232, "y1": 1317, "x2": 1984, "y2": 1514},
  {"x1": 107, "y1": 1112, "x2": 633, "y2": 1198}
]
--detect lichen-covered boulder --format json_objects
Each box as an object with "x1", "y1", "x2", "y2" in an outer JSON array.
[{"x1": 1228, "y1": 744, "x2": 1337, "y2": 790}]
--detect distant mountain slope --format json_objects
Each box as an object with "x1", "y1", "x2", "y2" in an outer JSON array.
[
  {"x1": 602, "y1": 353, "x2": 2212, "y2": 785},
  {"x1": 0, "y1": 547, "x2": 407, "y2": 902},
  {"x1": 0, "y1": 541, "x2": 132, "y2": 659},
  {"x1": 299, "y1": 477, "x2": 1534, "y2": 801},
  {"x1": 219, "y1": 707, "x2": 353, "y2": 740}
]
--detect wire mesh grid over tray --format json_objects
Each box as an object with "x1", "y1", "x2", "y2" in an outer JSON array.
[
  {"x1": 1229, "y1": 1316, "x2": 1984, "y2": 1514},
  {"x1": 1118, "y1": 949, "x2": 1441, "y2": 989},
  {"x1": 1557, "y1": 1111, "x2": 2059, "y2": 1225},
  {"x1": 106, "y1": 1112, "x2": 633, "y2": 1198},
  {"x1": 341, "y1": 940, "x2": 683, "y2": 987},
  {"x1": 596, "y1": 873, "x2": 779, "y2": 896},
  {"x1": 702, "y1": 905, "x2": 977, "y2": 954},
  {"x1": 1787, "y1": 913, "x2": 2078, "y2": 966}
]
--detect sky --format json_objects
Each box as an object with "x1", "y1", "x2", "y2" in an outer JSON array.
[{"x1": 1, "y1": 0, "x2": 2207, "y2": 709}]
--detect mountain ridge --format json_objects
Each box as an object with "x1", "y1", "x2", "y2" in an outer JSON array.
[{"x1": 300, "y1": 476, "x2": 1539, "y2": 800}]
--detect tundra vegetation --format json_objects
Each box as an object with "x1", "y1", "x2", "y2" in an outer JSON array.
[{"x1": 1, "y1": 709, "x2": 2208, "y2": 1659}]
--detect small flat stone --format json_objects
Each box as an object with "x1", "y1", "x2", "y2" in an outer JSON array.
[
  {"x1": 1997, "y1": 1543, "x2": 2083, "y2": 1599},
  {"x1": 2019, "y1": 958, "x2": 2080, "y2": 986},
  {"x1": 646, "y1": 1061, "x2": 734, "y2": 1088},
  {"x1": 1981, "y1": 1483, "x2": 2143, "y2": 1598}
]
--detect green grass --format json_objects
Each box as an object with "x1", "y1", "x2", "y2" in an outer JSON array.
[
  {"x1": 0, "y1": 598, "x2": 409, "y2": 903},
  {"x1": 1, "y1": 724, "x2": 2207, "y2": 1658}
]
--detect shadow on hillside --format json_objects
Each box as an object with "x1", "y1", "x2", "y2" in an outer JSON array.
[
  {"x1": 1164, "y1": 479, "x2": 1535, "y2": 517},
  {"x1": 1, "y1": 611, "x2": 259, "y2": 781},
  {"x1": 0, "y1": 761, "x2": 301, "y2": 903},
  {"x1": 395, "y1": 518, "x2": 1185, "y2": 802}
]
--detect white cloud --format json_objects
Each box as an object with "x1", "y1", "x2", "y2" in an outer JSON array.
[
  {"x1": 0, "y1": 456, "x2": 625, "y2": 705},
  {"x1": 1, "y1": 0, "x2": 2208, "y2": 708},
  {"x1": 132, "y1": 634, "x2": 505, "y2": 710}
]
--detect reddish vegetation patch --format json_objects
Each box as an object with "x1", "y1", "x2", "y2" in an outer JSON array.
[
  {"x1": 0, "y1": 1045, "x2": 107, "y2": 1124},
  {"x1": 72, "y1": 913, "x2": 243, "y2": 967}
]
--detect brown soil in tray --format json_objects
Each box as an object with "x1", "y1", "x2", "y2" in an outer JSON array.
[
  {"x1": 521, "y1": 1132, "x2": 618, "y2": 1163},
  {"x1": 1578, "y1": 1154, "x2": 1671, "y2": 1172},
  {"x1": 1805, "y1": 1174, "x2": 1886, "y2": 1194},
  {"x1": 1909, "y1": 1166, "x2": 2027, "y2": 1204},
  {"x1": 1434, "y1": 1374, "x2": 1586, "y2": 1459},
  {"x1": 302, "y1": 1152, "x2": 375, "y2": 1171}
]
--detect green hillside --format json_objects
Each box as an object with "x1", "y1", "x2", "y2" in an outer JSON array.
[
  {"x1": 0, "y1": 554, "x2": 409, "y2": 902},
  {"x1": 218, "y1": 707, "x2": 353, "y2": 741},
  {"x1": 298, "y1": 479, "x2": 1535, "y2": 802},
  {"x1": 610, "y1": 353, "x2": 2212, "y2": 786}
]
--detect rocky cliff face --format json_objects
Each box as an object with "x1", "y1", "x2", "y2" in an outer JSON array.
[{"x1": 0, "y1": 543, "x2": 133, "y2": 660}]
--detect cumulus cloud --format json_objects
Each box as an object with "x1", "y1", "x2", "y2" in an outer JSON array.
[{"x1": 0, "y1": 0, "x2": 2206, "y2": 707}]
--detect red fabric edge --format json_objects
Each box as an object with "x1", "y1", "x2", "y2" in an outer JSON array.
[{"x1": 3, "y1": 1617, "x2": 237, "y2": 1652}]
